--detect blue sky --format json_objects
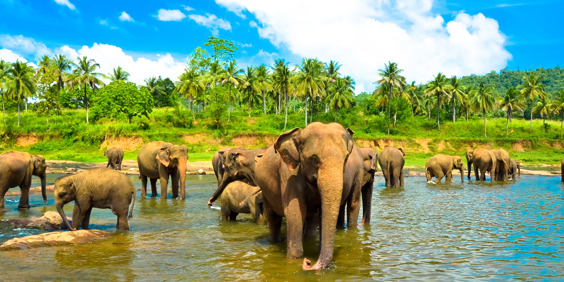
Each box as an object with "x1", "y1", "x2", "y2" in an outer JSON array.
[{"x1": 0, "y1": 0, "x2": 562, "y2": 93}]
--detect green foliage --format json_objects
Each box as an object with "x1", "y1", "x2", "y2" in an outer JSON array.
[{"x1": 91, "y1": 81, "x2": 154, "y2": 123}]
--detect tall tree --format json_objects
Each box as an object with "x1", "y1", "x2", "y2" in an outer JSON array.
[
  {"x1": 108, "y1": 66, "x2": 130, "y2": 82},
  {"x1": 448, "y1": 76, "x2": 466, "y2": 122},
  {"x1": 53, "y1": 54, "x2": 72, "y2": 91},
  {"x1": 532, "y1": 96, "x2": 550, "y2": 132},
  {"x1": 5, "y1": 61, "x2": 36, "y2": 127},
  {"x1": 294, "y1": 58, "x2": 325, "y2": 126},
  {"x1": 218, "y1": 60, "x2": 244, "y2": 120},
  {"x1": 91, "y1": 81, "x2": 153, "y2": 123},
  {"x1": 177, "y1": 69, "x2": 204, "y2": 121},
  {"x1": 550, "y1": 89, "x2": 564, "y2": 138},
  {"x1": 324, "y1": 60, "x2": 341, "y2": 113},
  {"x1": 68, "y1": 56, "x2": 104, "y2": 123},
  {"x1": 424, "y1": 72, "x2": 450, "y2": 130},
  {"x1": 520, "y1": 72, "x2": 546, "y2": 132},
  {"x1": 328, "y1": 76, "x2": 355, "y2": 122},
  {"x1": 377, "y1": 61, "x2": 405, "y2": 134},
  {"x1": 241, "y1": 66, "x2": 260, "y2": 116},
  {"x1": 0, "y1": 60, "x2": 9, "y2": 123},
  {"x1": 470, "y1": 82, "x2": 495, "y2": 138},
  {"x1": 499, "y1": 87, "x2": 525, "y2": 136},
  {"x1": 272, "y1": 59, "x2": 292, "y2": 129},
  {"x1": 256, "y1": 64, "x2": 272, "y2": 115}
]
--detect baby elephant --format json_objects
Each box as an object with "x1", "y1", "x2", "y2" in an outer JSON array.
[
  {"x1": 54, "y1": 168, "x2": 136, "y2": 231},
  {"x1": 104, "y1": 147, "x2": 124, "y2": 170},
  {"x1": 221, "y1": 181, "x2": 264, "y2": 224},
  {"x1": 425, "y1": 154, "x2": 464, "y2": 183}
]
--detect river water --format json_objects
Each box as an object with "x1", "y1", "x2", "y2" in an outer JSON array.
[{"x1": 0, "y1": 174, "x2": 562, "y2": 280}]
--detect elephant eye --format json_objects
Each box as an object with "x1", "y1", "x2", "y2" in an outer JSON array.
[
  {"x1": 58, "y1": 192, "x2": 66, "y2": 197},
  {"x1": 309, "y1": 155, "x2": 321, "y2": 166}
]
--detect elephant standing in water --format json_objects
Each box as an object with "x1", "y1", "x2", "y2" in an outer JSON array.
[
  {"x1": 54, "y1": 168, "x2": 136, "y2": 231},
  {"x1": 493, "y1": 148, "x2": 511, "y2": 181},
  {"x1": 137, "y1": 141, "x2": 188, "y2": 200},
  {"x1": 509, "y1": 159, "x2": 521, "y2": 180},
  {"x1": 466, "y1": 148, "x2": 497, "y2": 181},
  {"x1": 378, "y1": 146, "x2": 405, "y2": 188},
  {"x1": 358, "y1": 147, "x2": 378, "y2": 225},
  {"x1": 337, "y1": 145, "x2": 363, "y2": 229},
  {"x1": 104, "y1": 147, "x2": 124, "y2": 170},
  {"x1": 0, "y1": 151, "x2": 47, "y2": 212},
  {"x1": 212, "y1": 148, "x2": 229, "y2": 185},
  {"x1": 255, "y1": 122, "x2": 355, "y2": 270},
  {"x1": 425, "y1": 154, "x2": 464, "y2": 183},
  {"x1": 220, "y1": 181, "x2": 264, "y2": 224}
]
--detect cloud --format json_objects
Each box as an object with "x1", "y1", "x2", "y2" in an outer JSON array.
[
  {"x1": 183, "y1": 5, "x2": 194, "y2": 12},
  {"x1": 188, "y1": 14, "x2": 232, "y2": 36},
  {"x1": 216, "y1": 0, "x2": 512, "y2": 93},
  {"x1": 0, "y1": 34, "x2": 51, "y2": 59},
  {"x1": 157, "y1": 9, "x2": 186, "y2": 21},
  {"x1": 119, "y1": 11, "x2": 134, "y2": 22},
  {"x1": 0, "y1": 48, "x2": 27, "y2": 63},
  {"x1": 99, "y1": 19, "x2": 118, "y2": 29},
  {"x1": 53, "y1": 0, "x2": 76, "y2": 10}
]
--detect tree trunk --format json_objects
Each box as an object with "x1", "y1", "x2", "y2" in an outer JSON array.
[
  {"x1": 262, "y1": 91, "x2": 266, "y2": 115},
  {"x1": 278, "y1": 92, "x2": 281, "y2": 115},
  {"x1": 530, "y1": 101, "x2": 533, "y2": 133},
  {"x1": 304, "y1": 97, "x2": 308, "y2": 127},
  {"x1": 506, "y1": 114, "x2": 509, "y2": 137},
  {"x1": 452, "y1": 100, "x2": 456, "y2": 122},
  {"x1": 484, "y1": 110, "x2": 487, "y2": 138},
  {"x1": 465, "y1": 108, "x2": 468, "y2": 121},
  {"x1": 84, "y1": 87, "x2": 89, "y2": 124},
  {"x1": 2, "y1": 94, "x2": 5, "y2": 123},
  {"x1": 387, "y1": 86, "x2": 392, "y2": 135},
  {"x1": 284, "y1": 91, "x2": 288, "y2": 130},
  {"x1": 436, "y1": 95, "x2": 440, "y2": 130},
  {"x1": 393, "y1": 111, "x2": 397, "y2": 126},
  {"x1": 17, "y1": 99, "x2": 20, "y2": 127}
]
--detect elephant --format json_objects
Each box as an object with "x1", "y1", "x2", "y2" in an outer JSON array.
[
  {"x1": 358, "y1": 147, "x2": 378, "y2": 225},
  {"x1": 508, "y1": 159, "x2": 521, "y2": 180},
  {"x1": 54, "y1": 168, "x2": 136, "y2": 231},
  {"x1": 425, "y1": 154, "x2": 464, "y2": 183},
  {"x1": 104, "y1": 147, "x2": 124, "y2": 170},
  {"x1": 208, "y1": 148, "x2": 265, "y2": 207},
  {"x1": 137, "y1": 141, "x2": 188, "y2": 200},
  {"x1": 378, "y1": 146, "x2": 405, "y2": 188},
  {"x1": 466, "y1": 148, "x2": 497, "y2": 181},
  {"x1": 492, "y1": 148, "x2": 511, "y2": 181},
  {"x1": 220, "y1": 181, "x2": 264, "y2": 224},
  {"x1": 255, "y1": 122, "x2": 355, "y2": 271},
  {"x1": 0, "y1": 151, "x2": 47, "y2": 212},
  {"x1": 212, "y1": 148, "x2": 229, "y2": 185},
  {"x1": 337, "y1": 145, "x2": 364, "y2": 229}
]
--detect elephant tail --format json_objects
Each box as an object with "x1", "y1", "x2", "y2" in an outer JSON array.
[
  {"x1": 425, "y1": 166, "x2": 431, "y2": 180},
  {"x1": 128, "y1": 189, "x2": 136, "y2": 219}
]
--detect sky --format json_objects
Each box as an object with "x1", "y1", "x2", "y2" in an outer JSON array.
[{"x1": 0, "y1": 0, "x2": 562, "y2": 94}]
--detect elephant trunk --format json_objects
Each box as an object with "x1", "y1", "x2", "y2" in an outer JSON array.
[
  {"x1": 303, "y1": 158, "x2": 343, "y2": 271},
  {"x1": 178, "y1": 159, "x2": 187, "y2": 200},
  {"x1": 56, "y1": 203, "x2": 74, "y2": 231},
  {"x1": 460, "y1": 167, "x2": 464, "y2": 183},
  {"x1": 208, "y1": 173, "x2": 231, "y2": 206},
  {"x1": 40, "y1": 174, "x2": 47, "y2": 203},
  {"x1": 467, "y1": 160, "x2": 472, "y2": 180}
]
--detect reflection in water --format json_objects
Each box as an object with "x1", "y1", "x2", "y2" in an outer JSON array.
[{"x1": 0, "y1": 174, "x2": 562, "y2": 280}]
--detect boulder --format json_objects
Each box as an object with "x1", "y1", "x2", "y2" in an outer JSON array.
[
  {"x1": 4, "y1": 211, "x2": 69, "y2": 231},
  {"x1": 0, "y1": 229, "x2": 111, "y2": 251}
]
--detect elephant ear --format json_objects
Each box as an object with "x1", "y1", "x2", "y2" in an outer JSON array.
[
  {"x1": 156, "y1": 146, "x2": 171, "y2": 167},
  {"x1": 370, "y1": 152, "x2": 378, "y2": 171},
  {"x1": 275, "y1": 128, "x2": 301, "y2": 171},
  {"x1": 466, "y1": 149, "x2": 474, "y2": 161},
  {"x1": 398, "y1": 148, "x2": 405, "y2": 156},
  {"x1": 346, "y1": 128, "x2": 355, "y2": 154},
  {"x1": 31, "y1": 155, "x2": 46, "y2": 173}
]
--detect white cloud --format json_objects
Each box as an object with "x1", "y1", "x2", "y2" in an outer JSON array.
[
  {"x1": 0, "y1": 34, "x2": 51, "y2": 58},
  {"x1": 119, "y1": 11, "x2": 134, "y2": 22},
  {"x1": 54, "y1": 0, "x2": 76, "y2": 10},
  {"x1": 183, "y1": 5, "x2": 194, "y2": 12},
  {"x1": 99, "y1": 19, "x2": 118, "y2": 29},
  {"x1": 216, "y1": 0, "x2": 512, "y2": 93},
  {"x1": 0, "y1": 49, "x2": 27, "y2": 63},
  {"x1": 188, "y1": 14, "x2": 232, "y2": 36},
  {"x1": 157, "y1": 9, "x2": 186, "y2": 21}
]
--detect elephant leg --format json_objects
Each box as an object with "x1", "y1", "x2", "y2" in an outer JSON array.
[
  {"x1": 284, "y1": 192, "x2": 306, "y2": 259},
  {"x1": 229, "y1": 211, "x2": 238, "y2": 221},
  {"x1": 81, "y1": 208, "x2": 92, "y2": 230},
  {"x1": 116, "y1": 212, "x2": 130, "y2": 231},
  {"x1": 72, "y1": 204, "x2": 87, "y2": 230},
  {"x1": 475, "y1": 167, "x2": 481, "y2": 181},
  {"x1": 0, "y1": 187, "x2": 7, "y2": 212},
  {"x1": 171, "y1": 170, "x2": 180, "y2": 199},
  {"x1": 479, "y1": 170, "x2": 486, "y2": 181},
  {"x1": 360, "y1": 183, "x2": 373, "y2": 225},
  {"x1": 150, "y1": 178, "x2": 158, "y2": 197},
  {"x1": 117, "y1": 162, "x2": 122, "y2": 171},
  {"x1": 446, "y1": 171, "x2": 453, "y2": 182},
  {"x1": 106, "y1": 160, "x2": 111, "y2": 168},
  {"x1": 383, "y1": 170, "x2": 390, "y2": 188},
  {"x1": 346, "y1": 194, "x2": 361, "y2": 229},
  {"x1": 399, "y1": 168, "x2": 405, "y2": 187},
  {"x1": 140, "y1": 175, "x2": 148, "y2": 198},
  {"x1": 18, "y1": 186, "x2": 31, "y2": 209},
  {"x1": 337, "y1": 204, "x2": 346, "y2": 229},
  {"x1": 264, "y1": 200, "x2": 282, "y2": 242},
  {"x1": 159, "y1": 168, "x2": 169, "y2": 199},
  {"x1": 220, "y1": 205, "x2": 229, "y2": 221}
]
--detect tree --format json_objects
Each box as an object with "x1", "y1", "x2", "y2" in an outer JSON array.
[
  {"x1": 218, "y1": 60, "x2": 244, "y2": 120},
  {"x1": 272, "y1": 59, "x2": 292, "y2": 129},
  {"x1": 36, "y1": 85, "x2": 62, "y2": 124},
  {"x1": 424, "y1": 73, "x2": 450, "y2": 130},
  {"x1": 256, "y1": 64, "x2": 272, "y2": 115},
  {"x1": 240, "y1": 66, "x2": 260, "y2": 116},
  {"x1": 520, "y1": 72, "x2": 546, "y2": 132},
  {"x1": 0, "y1": 60, "x2": 9, "y2": 123},
  {"x1": 35, "y1": 56, "x2": 61, "y2": 124},
  {"x1": 499, "y1": 87, "x2": 525, "y2": 136},
  {"x1": 470, "y1": 82, "x2": 495, "y2": 138},
  {"x1": 550, "y1": 89, "x2": 564, "y2": 138},
  {"x1": 377, "y1": 61, "x2": 405, "y2": 134},
  {"x1": 6, "y1": 61, "x2": 36, "y2": 127},
  {"x1": 108, "y1": 66, "x2": 130, "y2": 82},
  {"x1": 294, "y1": 58, "x2": 325, "y2": 126},
  {"x1": 328, "y1": 76, "x2": 355, "y2": 122},
  {"x1": 53, "y1": 54, "x2": 72, "y2": 92},
  {"x1": 532, "y1": 96, "x2": 551, "y2": 131},
  {"x1": 448, "y1": 76, "x2": 466, "y2": 122},
  {"x1": 204, "y1": 36, "x2": 238, "y2": 64},
  {"x1": 67, "y1": 56, "x2": 104, "y2": 123},
  {"x1": 177, "y1": 69, "x2": 205, "y2": 121},
  {"x1": 91, "y1": 81, "x2": 153, "y2": 123},
  {"x1": 324, "y1": 60, "x2": 341, "y2": 113}
]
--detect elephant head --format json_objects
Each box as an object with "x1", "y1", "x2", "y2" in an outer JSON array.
[
  {"x1": 466, "y1": 149, "x2": 474, "y2": 180},
  {"x1": 31, "y1": 155, "x2": 47, "y2": 203},
  {"x1": 157, "y1": 144, "x2": 188, "y2": 200},
  {"x1": 54, "y1": 176, "x2": 77, "y2": 230},
  {"x1": 398, "y1": 148, "x2": 405, "y2": 156},
  {"x1": 452, "y1": 156, "x2": 465, "y2": 183},
  {"x1": 275, "y1": 122, "x2": 354, "y2": 271}
]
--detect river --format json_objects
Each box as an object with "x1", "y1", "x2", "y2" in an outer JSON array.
[{"x1": 0, "y1": 174, "x2": 562, "y2": 280}]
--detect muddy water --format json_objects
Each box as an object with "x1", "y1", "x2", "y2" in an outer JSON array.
[{"x1": 0, "y1": 174, "x2": 563, "y2": 280}]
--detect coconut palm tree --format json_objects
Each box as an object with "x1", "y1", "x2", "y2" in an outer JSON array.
[
  {"x1": 499, "y1": 87, "x2": 525, "y2": 136},
  {"x1": 294, "y1": 58, "x2": 325, "y2": 126},
  {"x1": 520, "y1": 72, "x2": 547, "y2": 133},
  {"x1": 5, "y1": 61, "x2": 36, "y2": 127},
  {"x1": 424, "y1": 73, "x2": 450, "y2": 130},
  {"x1": 256, "y1": 64, "x2": 272, "y2": 115},
  {"x1": 448, "y1": 76, "x2": 466, "y2": 122},
  {"x1": 377, "y1": 61, "x2": 405, "y2": 134},
  {"x1": 67, "y1": 56, "x2": 104, "y2": 123},
  {"x1": 470, "y1": 82, "x2": 495, "y2": 138},
  {"x1": 272, "y1": 59, "x2": 292, "y2": 129},
  {"x1": 324, "y1": 60, "x2": 341, "y2": 113},
  {"x1": 532, "y1": 96, "x2": 551, "y2": 132},
  {"x1": 108, "y1": 66, "x2": 130, "y2": 82},
  {"x1": 177, "y1": 68, "x2": 205, "y2": 121},
  {"x1": 328, "y1": 76, "x2": 355, "y2": 122},
  {"x1": 0, "y1": 60, "x2": 10, "y2": 123},
  {"x1": 53, "y1": 54, "x2": 72, "y2": 92},
  {"x1": 218, "y1": 60, "x2": 244, "y2": 120},
  {"x1": 240, "y1": 66, "x2": 261, "y2": 116},
  {"x1": 373, "y1": 83, "x2": 390, "y2": 114},
  {"x1": 550, "y1": 89, "x2": 564, "y2": 138},
  {"x1": 37, "y1": 55, "x2": 51, "y2": 76}
]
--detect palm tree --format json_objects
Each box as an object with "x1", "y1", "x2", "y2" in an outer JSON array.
[
  {"x1": 470, "y1": 82, "x2": 495, "y2": 138},
  {"x1": 328, "y1": 76, "x2": 355, "y2": 122},
  {"x1": 68, "y1": 56, "x2": 104, "y2": 123},
  {"x1": 448, "y1": 76, "x2": 466, "y2": 122},
  {"x1": 53, "y1": 54, "x2": 72, "y2": 91},
  {"x1": 5, "y1": 61, "x2": 36, "y2": 127},
  {"x1": 377, "y1": 61, "x2": 405, "y2": 134},
  {"x1": 550, "y1": 89, "x2": 564, "y2": 138},
  {"x1": 37, "y1": 55, "x2": 51, "y2": 76},
  {"x1": 240, "y1": 66, "x2": 261, "y2": 116},
  {"x1": 424, "y1": 73, "x2": 450, "y2": 130},
  {"x1": 462, "y1": 85, "x2": 474, "y2": 121},
  {"x1": 108, "y1": 66, "x2": 130, "y2": 82},
  {"x1": 218, "y1": 60, "x2": 244, "y2": 120},
  {"x1": 256, "y1": 64, "x2": 272, "y2": 115},
  {"x1": 499, "y1": 87, "x2": 525, "y2": 136},
  {"x1": 0, "y1": 60, "x2": 10, "y2": 123},
  {"x1": 520, "y1": 72, "x2": 546, "y2": 132},
  {"x1": 532, "y1": 96, "x2": 551, "y2": 132},
  {"x1": 324, "y1": 60, "x2": 341, "y2": 113},
  {"x1": 272, "y1": 59, "x2": 292, "y2": 129},
  {"x1": 177, "y1": 68, "x2": 205, "y2": 121},
  {"x1": 372, "y1": 83, "x2": 390, "y2": 114},
  {"x1": 294, "y1": 58, "x2": 325, "y2": 126}
]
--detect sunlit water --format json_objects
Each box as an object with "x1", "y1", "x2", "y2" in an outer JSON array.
[{"x1": 0, "y1": 173, "x2": 562, "y2": 280}]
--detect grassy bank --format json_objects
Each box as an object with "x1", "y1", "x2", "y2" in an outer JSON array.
[{"x1": 1, "y1": 108, "x2": 563, "y2": 168}]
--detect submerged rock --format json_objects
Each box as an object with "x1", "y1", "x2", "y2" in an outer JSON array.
[
  {"x1": 0, "y1": 229, "x2": 111, "y2": 251},
  {"x1": 4, "y1": 211, "x2": 69, "y2": 231}
]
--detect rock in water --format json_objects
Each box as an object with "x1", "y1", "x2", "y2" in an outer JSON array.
[
  {"x1": 5, "y1": 211, "x2": 69, "y2": 231},
  {"x1": 0, "y1": 230, "x2": 111, "y2": 251}
]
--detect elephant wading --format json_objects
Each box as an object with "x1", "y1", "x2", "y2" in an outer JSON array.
[
  {"x1": 466, "y1": 148, "x2": 497, "y2": 181},
  {"x1": 358, "y1": 147, "x2": 378, "y2": 225},
  {"x1": 493, "y1": 148, "x2": 511, "y2": 181},
  {"x1": 509, "y1": 159, "x2": 521, "y2": 180},
  {"x1": 220, "y1": 181, "x2": 264, "y2": 224},
  {"x1": 425, "y1": 154, "x2": 464, "y2": 183},
  {"x1": 255, "y1": 122, "x2": 354, "y2": 271},
  {"x1": 0, "y1": 151, "x2": 47, "y2": 212},
  {"x1": 212, "y1": 148, "x2": 230, "y2": 185},
  {"x1": 137, "y1": 141, "x2": 188, "y2": 200},
  {"x1": 54, "y1": 168, "x2": 136, "y2": 231},
  {"x1": 378, "y1": 146, "x2": 405, "y2": 188},
  {"x1": 104, "y1": 147, "x2": 124, "y2": 170},
  {"x1": 337, "y1": 145, "x2": 364, "y2": 229}
]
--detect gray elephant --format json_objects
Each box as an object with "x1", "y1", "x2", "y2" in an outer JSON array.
[
  {"x1": 358, "y1": 147, "x2": 378, "y2": 225},
  {"x1": 212, "y1": 148, "x2": 229, "y2": 185},
  {"x1": 425, "y1": 154, "x2": 464, "y2": 183},
  {"x1": 220, "y1": 181, "x2": 264, "y2": 224},
  {"x1": 466, "y1": 148, "x2": 497, "y2": 181},
  {"x1": 508, "y1": 159, "x2": 521, "y2": 180},
  {"x1": 137, "y1": 141, "x2": 188, "y2": 200},
  {"x1": 255, "y1": 122, "x2": 355, "y2": 271},
  {"x1": 337, "y1": 145, "x2": 363, "y2": 229},
  {"x1": 0, "y1": 151, "x2": 47, "y2": 212},
  {"x1": 493, "y1": 148, "x2": 511, "y2": 181},
  {"x1": 54, "y1": 168, "x2": 136, "y2": 231},
  {"x1": 104, "y1": 147, "x2": 124, "y2": 170},
  {"x1": 378, "y1": 146, "x2": 405, "y2": 188}
]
